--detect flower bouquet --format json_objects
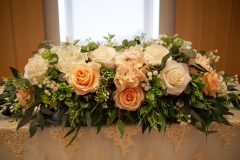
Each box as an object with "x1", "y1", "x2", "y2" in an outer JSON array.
[{"x1": 0, "y1": 33, "x2": 239, "y2": 146}]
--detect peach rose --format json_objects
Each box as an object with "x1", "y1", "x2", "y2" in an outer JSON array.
[
  {"x1": 202, "y1": 70, "x2": 221, "y2": 97},
  {"x1": 16, "y1": 89, "x2": 31, "y2": 108},
  {"x1": 113, "y1": 86, "x2": 144, "y2": 111},
  {"x1": 66, "y1": 62, "x2": 100, "y2": 95}
]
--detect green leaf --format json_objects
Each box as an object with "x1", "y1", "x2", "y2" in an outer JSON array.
[
  {"x1": 192, "y1": 102, "x2": 206, "y2": 110},
  {"x1": 96, "y1": 122, "x2": 102, "y2": 135},
  {"x1": 158, "y1": 114, "x2": 166, "y2": 131},
  {"x1": 80, "y1": 101, "x2": 89, "y2": 108},
  {"x1": 32, "y1": 50, "x2": 38, "y2": 54},
  {"x1": 29, "y1": 121, "x2": 37, "y2": 138},
  {"x1": 179, "y1": 48, "x2": 196, "y2": 59},
  {"x1": 9, "y1": 90, "x2": 17, "y2": 102},
  {"x1": 107, "y1": 110, "x2": 116, "y2": 126},
  {"x1": 142, "y1": 122, "x2": 148, "y2": 134},
  {"x1": 184, "y1": 84, "x2": 192, "y2": 94},
  {"x1": 117, "y1": 119, "x2": 124, "y2": 138},
  {"x1": 25, "y1": 106, "x2": 35, "y2": 117},
  {"x1": 4, "y1": 86, "x2": 16, "y2": 92},
  {"x1": 162, "y1": 53, "x2": 171, "y2": 63},
  {"x1": 128, "y1": 41, "x2": 136, "y2": 47},
  {"x1": 190, "y1": 64, "x2": 209, "y2": 73},
  {"x1": 66, "y1": 125, "x2": 81, "y2": 147},
  {"x1": 73, "y1": 39, "x2": 80, "y2": 46},
  {"x1": 140, "y1": 105, "x2": 150, "y2": 115},
  {"x1": 48, "y1": 53, "x2": 59, "y2": 65},
  {"x1": 37, "y1": 112, "x2": 45, "y2": 131},
  {"x1": 9, "y1": 67, "x2": 20, "y2": 78},
  {"x1": 0, "y1": 94, "x2": 8, "y2": 101},
  {"x1": 61, "y1": 114, "x2": 68, "y2": 131},
  {"x1": 40, "y1": 104, "x2": 52, "y2": 114},
  {"x1": 190, "y1": 109, "x2": 202, "y2": 122},
  {"x1": 64, "y1": 127, "x2": 75, "y2": 138},
  {"x1": 122, "y1": 39, "x2": 128, "y2": 47},
  {"x1": 85, "y1": 111, "x2": 91, "y2": 129},
  {"x1": 17, "y1": 116, "x2": 32, "y2": 130}
]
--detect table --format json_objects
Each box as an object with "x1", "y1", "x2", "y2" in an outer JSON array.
[{"x1": 1, "y1": 86, "x2": 240, "y2": 160}]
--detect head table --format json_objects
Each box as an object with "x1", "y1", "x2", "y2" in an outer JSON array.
[{"x1": 0, "y1": 86, "x2": 240, "y2": 160}]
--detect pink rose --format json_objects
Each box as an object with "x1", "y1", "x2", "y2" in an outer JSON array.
[
  {"x1": 113, "y1": 86, "x2": 144, "y2": 111},
  {"x1": 16, "y1": 89, "x2": 31, "y2": 108},
  {"x1": 202, "y1": 70, "x2": 221, "y2": 97},
  {"x1": 66, "y1": 62, "x2": 100, "y2": 95}
]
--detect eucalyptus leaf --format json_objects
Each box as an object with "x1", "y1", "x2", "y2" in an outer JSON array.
[
  {"x1": 48, "y1": 54, "x2": 59, "y2": 65},
  {"x1": 61, "y1": 114, "x2": 68, "y2": 131},
  {"x1": 17, "y1": 116, "x2": 32, "y2": 130},
  {"x1": 85, "y1": 111, "x2": 91, "y2": 129},
  {"x1": 179, "y1": 48, "x2": 196, "y2": 59},
  {"x1": 4, "y1": 86, "x2": 16, "y2": 92},
  {"x1": 9, "y1": 90, "x2": 17, "y2": 102},
  {"x1": 107, "y1": 110, "x2": 116, "y2": 126},
  {"x1": 128, "y1": 41, "x2": 136, "y2": 47},
  {"x1": 29, "y1": 121, "x2": 37, "y2": 138},
  {"x1": 40, "y1": 104, "x2": 52, "y2": 114},
  {"x1": 96, "y1": 122, "x2": 102, "y2": 135},
  {"x1": 37, "y1": 112, "x2": 45, "y2": 131},
  {"x1": 80, "y1": 101, "x2": 89, "y2": 108},
  {"x1": 190, "y1": 109, "x2": 202, "y2": 122},
  {"x1": 184, "y1": 84, "x2": 192, "y2": 94},
  {"x1": 192, "y1": 102, "x2": 206, "y2": 110},
  {"x1": 117, "y1": 119, "x2": 124, "y2": 137}
]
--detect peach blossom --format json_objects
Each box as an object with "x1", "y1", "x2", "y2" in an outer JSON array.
[
  {"x1": 114, "y1": 49, "x2": 147, "y2": 91},
  {"x1": 66, "y1": 62, "x2": 100, "y2": 95},
  {"x1": 202, "y1": 70, "x2": 221, "y2": 97},
  {"x1": 113, "y1": 86, "x2": 144, "y2": 111},
  {"x1": 16, "y1": 89, "x2": 31, "y2": 108}
]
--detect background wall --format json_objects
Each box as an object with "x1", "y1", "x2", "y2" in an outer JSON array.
[
  {"x1": 0, "y1": 0, "x2": 45, "y2": 78},
  {"x1": 175, "y1": 0, "x2": 240, "y2": 75}
]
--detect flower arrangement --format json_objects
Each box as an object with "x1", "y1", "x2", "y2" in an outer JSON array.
[{"x1": 0, "y1": 33, "x2": 240, "y2": 146}]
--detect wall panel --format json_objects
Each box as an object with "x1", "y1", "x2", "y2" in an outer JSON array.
[
  {"x1": 175, "y1": 0, "x2": 204, "y2": 50},
  {"x1": 201, "y1": 0, "x2": 233, "y2": 72},
  {"x1": 10, "y1": 0, "x2": 45, "y2": 74},
  {"x1": 227, "y1": 0, "x2": 240, "y2": 75},
  {"x1": 0, "y1": 0, "x2": 17, "y2": 78}
]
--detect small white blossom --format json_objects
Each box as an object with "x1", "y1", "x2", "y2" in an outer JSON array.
[{"x1": 153, "y1": 70, "x2": 158, "y2": 75}]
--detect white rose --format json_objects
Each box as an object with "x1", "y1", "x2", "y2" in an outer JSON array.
[
  {"x1": 144, "y1": 44, "x2": 169, "y2": 65},
  {"x1": 52, "y1": 45, "x2": 88, "y2": 75},
  {"x1": 160, "y1": 60, "x2": 192, "y2": 95},
  {"x1": 24, "y1": 54, "x2": 48, "y2": 83},
  {"x1": 88, "y1": 46, "x2": 116, "y2": 69}
]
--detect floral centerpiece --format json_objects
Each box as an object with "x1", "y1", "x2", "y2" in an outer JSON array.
[{"x1": 0, "y1": 33, "x2": 239, "y2": 146}]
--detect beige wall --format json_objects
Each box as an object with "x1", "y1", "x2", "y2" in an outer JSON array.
[
  {"x1": 160, "y1": 0, "x2": 175, "y2": 36},
  {"x1": 43, "y1": 0, "x2": 60, "y2": 45}
]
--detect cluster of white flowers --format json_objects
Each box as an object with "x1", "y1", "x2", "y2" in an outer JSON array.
[{"x1": 207, "y1": 50, "x2": 220, "y2": 62}]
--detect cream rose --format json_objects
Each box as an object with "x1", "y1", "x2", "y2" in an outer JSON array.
[
  {"x1": 144, "y1": 44, "x2": 169, "y2": 65},
  {"x1": 160, "y1": 60, "x2": 192, "y2": 95},
  {"x1": 24, "y1": 54, "x2": 48, "y2": 84},
  {"x1": 113, "y1": 86, "x2": 144, "y2": 111},
  {"x1": 66, "y1": 62, "x2": 100, "y2": 95},
  {"x1": 16, "y1": 89, "x2": 31, "y2": 108},
  {"x1": 202, "y1": 70, "x2": 221, "y2": 97},
  {"x1": 88, "y1": 46, "x2": 116, "y2": 69},
  {"x1": 52, "y1": 45, "x2": 88, "y2": 75}
]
